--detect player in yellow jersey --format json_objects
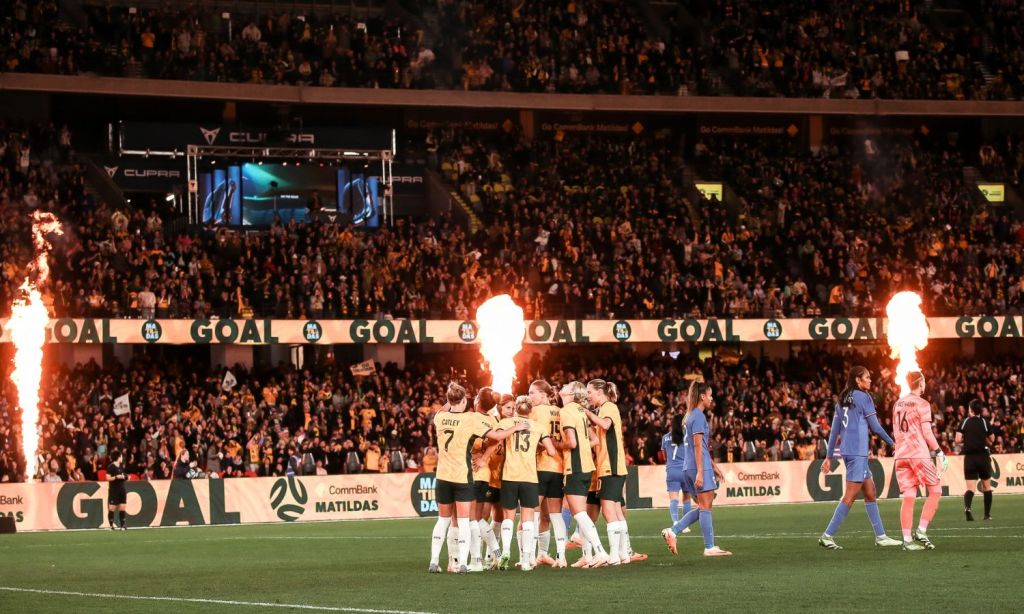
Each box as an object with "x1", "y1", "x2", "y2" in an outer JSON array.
[
  {"x1": 584, "y1": 379, "x2": 636, "y2": 565},
  {"x1": 429, "y1": 383, "x2": 469, "y2": 573},
  {"x1": 556, "y1": 381, "x2": 611, "y2": 568},
  {"x1": 527, "y1": 380, "x2": 568, "y2": 568},
  {"x1": 496, "y1": 395, "x2": 559, "y2": 571},
  {"x1": 571, "y1": 437, "x2": 603, "y2": 568},
  {"x1": 472, "y1": 394, "x2": 513, "y2": 569},
  {"x1": 465, "y1": 394, "x2": 506, "y2": 571},
  {"x1": 430, "y1": 386, "x2": 526, "y2": 574},
  {"x1": 485, "y1": 397, "x2": 512, "y2": 568}
]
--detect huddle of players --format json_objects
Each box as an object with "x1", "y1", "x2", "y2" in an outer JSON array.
[
  {"x1": 427, "y1": 378, "x2": 643, "y2": 573},
  {"x1": 817, "y1": 366, "x2": 996, "y2": 551}
]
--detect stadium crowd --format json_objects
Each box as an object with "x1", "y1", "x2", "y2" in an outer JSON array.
[
  {"x1": 3, "y1": 0, "x2": 1023, "y2": 99},
  {"x1": 692, "y1": 0, "x2": 1010, "y2": 99},
  {"x1": 439, "y1": 127, "x2": 1024, "y2": 319},
  {"x1": 1, "y1": 348, "x2": 1021, "y2": 483},
  {"x1": 3, "y1": 120, "x2": 1024, "y2": 321}
]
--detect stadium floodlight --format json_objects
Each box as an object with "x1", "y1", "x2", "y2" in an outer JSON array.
[{"x1": 164, "y1": 193, "x2": 175, "y2": 202}]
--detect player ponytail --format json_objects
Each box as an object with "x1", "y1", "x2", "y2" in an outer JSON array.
[
  {"x1": 587, "y1": 379, "x2": 618, "y2": 403},
  {"x1": 687, "y1": 380, "x2": 710, "y2": 415},
  {"x1": 530, "y1": 379, "x2": 556, "y2": 404},
  {"x1": 841, "y1": 366, "x2": 869, "y2": 400},
  {"x1": 560, "y1": 381, "x2": 587, "y2": 405},
  {"x1": 475, "y1": 387, "x2": 500, "y2": 413},
  {"x1": 670, "y1": 413, "x2": 685, "y2": 446},
  {"x1": 446, "y1": 382, "x2": 467, "y2": 405},
  {"x1": 514, "y1": 395, "x2": 532, "y2": 416}
]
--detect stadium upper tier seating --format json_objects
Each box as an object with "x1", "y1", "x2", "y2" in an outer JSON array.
[
  {"x1": 2, "y1": 122, "x2": 1022, "y2": 320},
  {"x1": 3, "y1": 0, "x2": 1021, "y2": 99},
  {"x1": 1, "y1": 348, "x2": 1020, "y2": 482}
]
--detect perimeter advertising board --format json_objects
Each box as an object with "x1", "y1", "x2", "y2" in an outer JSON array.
[
  {"x1": 1, "y1": 316, "x2": 1023, "y2": 344},
  {"x1": 2, "y1": 456, "x2": 1021, "y2": 531}
]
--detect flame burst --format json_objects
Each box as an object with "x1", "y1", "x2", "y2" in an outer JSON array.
[
  {"x1": 9, "y1": 212, "x2": 63, "y2": 481},
  {"x1": 475, "y1": 295, "x2": 525, "y2": 395},
  {"x1": 885, "y1": 291, "x2": 929, "y2": 397}
]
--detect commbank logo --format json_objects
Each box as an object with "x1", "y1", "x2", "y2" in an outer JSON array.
[
  {"x1": 270, "y1": 476, "x2": 308, "y2": 521},
  {"x1": 104, "y1": 166, "x2": 119, "y2": 178},
  {"x1": 200, "y1": 126, "x2": 222, "y2": 145}
]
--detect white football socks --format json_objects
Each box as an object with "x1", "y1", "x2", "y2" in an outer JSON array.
[
  {"x1": 469, "y1": 519, "x2": 481, "y2": 563},
  {"x1": 500, "y1": 518, "x2": 514, "y2": 558},
  {"x1": 457, "y1": 518, "x2": 471, "y2": 569},
  {"x1": 522, "y1": 521, "x2": 536, "y2": 567},
  {"x1": 607, "y1": 520, "x2": 622, "y2": 562},
  {"x1": 575, "y1": 511, "x2": 606, "y2": 555},
  {"x1": 430, "y1": 516, "x2": 451, "y2": 565},
  {"x1": 549, "y1": 511, "x2": 568, "y2": 560},
  {"x1": 537, "y1": 530, "x2": 551, "y2": 557}
]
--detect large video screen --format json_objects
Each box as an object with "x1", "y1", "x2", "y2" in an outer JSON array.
[
  {"x1": 240, "y1": 163, "x2": 337, "y2": 225},
  {"x1": 338, "y1": 166, "x2": 380, "y2": 228},
  {"x1": 199, "y1": 163, "x2": 378, "y2": 227}
]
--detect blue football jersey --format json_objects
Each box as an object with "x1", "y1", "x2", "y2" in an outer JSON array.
[
  {"x1": 662, "y1": 432, "x2": 687, "y2": 472},
  {"x1": 683, "y1": 409, "x2": 712, "y2": 471},
  {"x1": 837, "y1": 389, "x2": 876, "y2": 457}
]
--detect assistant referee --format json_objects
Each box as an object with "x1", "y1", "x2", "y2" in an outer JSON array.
[
  {"x1": 106, "y1": 450, "x2": 128, "y2": 530},
  {"x1": 956, "y1": 399, "x2": 993, "y2": 521}
]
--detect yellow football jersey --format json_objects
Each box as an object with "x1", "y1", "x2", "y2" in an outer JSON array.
[
  {"x1": 498, "y1": 417, "x2": 546, "y2": 483},
  {"x1": 436, "y1": 411, "x2": 492, "y2": 484},
  {"x1": 594, "y1": 401, "x2": 627, "y2": 477},
  {"x1": 487, "y1": 441, "x2": 505, "y2": 488},
  {"x1": 560, "y1": 402, "x2": 596, "y2": 475},
  {"x1": 530, "y1": 403, "x2": 563, "y2": 474},
  {"x1": 473, "y1": 413, "x2": 498, "y2": 482}
]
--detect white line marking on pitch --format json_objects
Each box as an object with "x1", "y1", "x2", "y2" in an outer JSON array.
[
  {"x1": 0, "y1": 586, "x2": 438, "y2": 614},
  {"x1": 16, "y1": 535, "x2": 409, "y2": 548},
  {"x1": 636, "y1": 534, "x2": 1024, "y2": 540}
]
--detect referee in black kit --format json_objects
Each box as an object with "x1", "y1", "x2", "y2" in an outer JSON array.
[
  {"x1": 106, "y1": 450, "x2": 128, "y2": 530},
  {"x1": 956, "y1": 399, "x2": 994, "y2": 521}
]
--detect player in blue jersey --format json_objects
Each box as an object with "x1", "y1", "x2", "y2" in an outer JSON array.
[
  {"x1": 659, "y1": 414, "x2": 692, "y2": 543},
  {"x1": 662, "y1": 381, "x2": 731, "y2": 557},
  {"x1": 818, "y1": 366, "x2": 902, "y2": 550}
]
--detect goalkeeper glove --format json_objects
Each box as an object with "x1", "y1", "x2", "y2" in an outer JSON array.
[{"x1": 935, "y1": 450, "x2": 949, "y2": 475}]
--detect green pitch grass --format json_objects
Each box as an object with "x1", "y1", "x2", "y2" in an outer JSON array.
[{"x1": 1, "y1": 497, "x2": 1021, "y2": 613}]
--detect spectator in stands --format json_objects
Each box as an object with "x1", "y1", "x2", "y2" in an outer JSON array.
[{"x1": 172, "y1": 450, "x2": 196, "y2": 479}]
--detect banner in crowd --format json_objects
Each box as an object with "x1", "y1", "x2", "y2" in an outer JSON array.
[
  {"x1": 696, "y1": 115, "x2": 806, "y2": 140},
  {"x1": 0, "y1": 316, "x2": 1022, "y2": 344},
  {"x1": 1, "y1": 456, "x2": 1021, "y2": 531},
  {"x1": 117, "y1": 122, "x2": 394, "y2": 153}
]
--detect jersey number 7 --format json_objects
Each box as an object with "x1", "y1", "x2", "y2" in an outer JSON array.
[{"x1": 442, "y1": 429, "x2": 455, "y2": 451}]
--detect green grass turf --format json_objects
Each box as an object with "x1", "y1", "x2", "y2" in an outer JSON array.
[{"x1": 0, "y1": 496, "x2": 1021, "y2": 614}]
